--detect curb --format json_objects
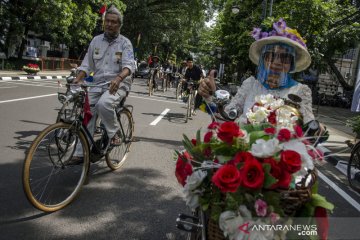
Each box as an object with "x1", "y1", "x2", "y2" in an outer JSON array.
[{"x1": 0, "y1": 76, "x2": 68, "y2": 81}]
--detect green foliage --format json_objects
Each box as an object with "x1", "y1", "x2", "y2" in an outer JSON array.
[
  {"x1": 346, "y1": 115, "x2": 360, "y2": 135},
  {"x1": 211, "y1": 0, "x2": 360, "y2": 86}
]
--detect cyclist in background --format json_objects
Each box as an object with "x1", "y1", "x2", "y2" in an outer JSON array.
[
  {"x1": 149, "y1": 55, "x2": 161, "y2": 89},
  {"x1": 184, "y1": 57, "x2": 204, "y2": 114}
]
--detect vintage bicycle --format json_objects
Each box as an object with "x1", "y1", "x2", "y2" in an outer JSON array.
[
  {"x1": 347, "y1": 138, "x2": 360, "y2": 192},
  {"x1": 22, "y1": 81, "x2": 134, "y2": 212}
]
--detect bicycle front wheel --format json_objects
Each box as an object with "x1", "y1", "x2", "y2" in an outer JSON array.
[
  {"x1": 185, "y1": 93, "x2": 193, "y2": 123},
  {"x1": 23, "y1": 122, "x2": 90, "y2": 212},
  {"x1": 106, "y1": 109, "x2": 134, "y2": 170},
  {"x1": 348, "y1": 142, "x2": 360, "y2": 192},
  {"x1": 176, "y1": 81, "x2": 183, "y2": 101}
]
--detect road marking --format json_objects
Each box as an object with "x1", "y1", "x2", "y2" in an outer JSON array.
[
  {"x1": 0, "y1": 81, "x2": 63, "y2": 89},
  {"x1": 318, "y1": 170, "x2": 360, "y2": 212},
  {"x1": 0, "y1": 93, "x2": 57, "y2": 104},
  {"x1": 0, "y1": 86, "x2": 17, "y2": 89},
  {"x1": 150, "y1": 108, "x2": 170, "y2": 125}
]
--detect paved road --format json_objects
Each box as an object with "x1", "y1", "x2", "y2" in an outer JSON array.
[{"x1": 0, "y1": 77, "x2": 359, "y2": 239}]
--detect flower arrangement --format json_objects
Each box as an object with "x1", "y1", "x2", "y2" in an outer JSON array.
[
  {"x1": 251, "y1": 18, "x2": 307, "y2": 47},
  {"x1": 175, "y1": 94, "x2": 333, "y2": 240},
  {"x1": 23, "y1": 63, "x2": 40, "y2": 75}
]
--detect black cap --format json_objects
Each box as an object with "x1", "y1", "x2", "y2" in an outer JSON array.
[{"x1": 186, "y1": 56, "x2": 193, "y2": 62}]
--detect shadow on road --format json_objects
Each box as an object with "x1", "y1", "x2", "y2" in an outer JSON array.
[{"x1": 0, "y1": 162, "x2": 185, "y2": 239}]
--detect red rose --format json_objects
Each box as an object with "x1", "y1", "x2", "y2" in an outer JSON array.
[
  {"x1": 241, "y1": 159, "x2": 265, "y2": 189},
  {"x1": 208, "y1": 122, "x2": 220, "y2": 129},
  {"x1": 267, "y1": 111, "x2": 277, "y2": 125},
  {"x1": 263, "y1": 158, "x2": 291, "y2": 189},
  {"x1": 294, "y1": 125, "x2": 303, "y2": 137},
  {"x1": 277, "y1": 170, "x2": 291, "y2": 189},
  {"x1": 264, "y1": 127, "x2": 276, "y2": 135},
  {"x1": 229, "y1": 152, "x2": 255, "y2": 165},
  {"x1": 280, "y1": 150, "x2": 302, "y2": 173},
  {"x1": 212, "y1": 164, "x2": 242, "y2": 192},
  {"x1": 204, "y1": 131, "x2": 213, "y2": 143},
  {"x1": 175, "y1": 155, "x2": 193, "y2": 186},
  {"x1": 191, "y1": 139, "x2": 197, "y2": 146},
  {"x1": 217, "y1": 121, "x2": 244, "y2": 144},
  {"x1": 277, "y1": 128, "x2": 292, "y2": 142}
]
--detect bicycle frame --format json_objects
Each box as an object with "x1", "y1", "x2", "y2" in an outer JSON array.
[{"x1": 58, "y1": 82, "x2": 132, "y2": 159}]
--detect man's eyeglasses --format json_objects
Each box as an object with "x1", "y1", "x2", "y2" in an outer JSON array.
[{"x1": 263, "y1": 52, "x2": 293, "y2": 64}]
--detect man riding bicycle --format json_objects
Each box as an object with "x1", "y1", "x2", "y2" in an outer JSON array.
[
  {"x1": 183, "y1": 57, "x2": 204, "y2": 114},
  {"x1": 72, "y1": 5, "x2": 135, "y2": 161}
]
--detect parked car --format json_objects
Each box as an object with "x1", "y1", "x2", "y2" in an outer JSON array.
[{"x1": 135, "y1": 62, "x2": 150, "y2": 78}]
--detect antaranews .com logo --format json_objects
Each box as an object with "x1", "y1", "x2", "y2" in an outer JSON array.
[{"x1": 239, "y1": 222, "x2": 318, "y2": 237}]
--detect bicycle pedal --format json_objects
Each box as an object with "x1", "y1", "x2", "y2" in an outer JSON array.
[{"x1": 176, "y1": 213, "x2": 201, "y2": 232}]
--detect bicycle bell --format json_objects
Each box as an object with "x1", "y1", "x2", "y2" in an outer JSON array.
[{"x1": 215, "y1": 90, "x2": 230, "y2": 100}]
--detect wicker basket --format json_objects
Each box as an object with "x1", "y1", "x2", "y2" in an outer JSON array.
[
  {"x1": 279, "y1": 169, "x2": 317, "y2": 216},
  {"x1": 207, "y1": 218, "x2": 226, "y2": 240}
]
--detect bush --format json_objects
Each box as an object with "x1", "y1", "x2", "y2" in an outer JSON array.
[{"x1": 346, "y1": 115, "x2": 360, "y2": 137}]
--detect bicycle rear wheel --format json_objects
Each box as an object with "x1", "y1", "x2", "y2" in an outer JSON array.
[
  {"x1": 23, "y1": 122, "x2": 90, "y2": 212},
  {"x1": 149, "y1": 74, "x2": 154, "y2": 96},
  {"x1": 348, "y1": 142, "x2": 360, "y2": 192},
  {"x1": 106, "y1": 109, "x2": 134, "y2": 170}
]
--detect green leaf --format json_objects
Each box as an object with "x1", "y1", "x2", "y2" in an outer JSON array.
[
  {"x1": 249, "y1": 131, "x2": 266, "y2": 145},
  {"x1": 310, "y1": 194, "x2": 334, "y2": 211},
  {"x1": 263, "y1": 163, "x2": 278, "y2": 189}
]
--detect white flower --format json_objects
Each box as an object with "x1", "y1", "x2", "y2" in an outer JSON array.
[
  {"x1": 251, "y1": 138, "x2": 281, "y2": 158},
  {"x1": 183, "y1": 170, "x2": 207, "y2": 209},
  {"x1": 219, "y1": 206, "x2": 274, "y2": 240},
  {"x1": 269, "y1": 98, "x2": 284, "y2": 110},
  {"x1": 281, "y1": 139, "x2": 314, "y2": 170},
  {"x1": 247, "y1": 107, "x2": 269, "y2": 124},
  {"x1": 219, "y1": 210, "x2": 247, "y2": 240}
]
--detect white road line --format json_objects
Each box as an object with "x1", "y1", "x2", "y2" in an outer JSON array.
[
  {"x1": 150, "y1": 108, "x2": 170, "y2": 125},
  {"x1": 1, "y1": 77, "x2": 12, "y2": 80},
  {"x1": 0, "y1": 81, "x2": 63, "y2": 89},
  {"x1": 318, "y1": 170, "x2": 360, "y2": 212},
  {"x1": 0, "y1": 86, "x2": 17, "y2": 89},
  {"x1": 130, "y1": 95, "x2": 182, "y2": 105},
  {"x1": 0, "y1": 93, "x2": 57, "y2": 104}
]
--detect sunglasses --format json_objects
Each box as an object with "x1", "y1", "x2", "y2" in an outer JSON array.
[{"x1": 263, "y1": 52, "x2": 293, "y2": 64}]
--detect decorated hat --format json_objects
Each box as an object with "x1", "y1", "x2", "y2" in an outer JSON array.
[{"x1": 249, "y1": 18, "x2": 311, "y2": 72}]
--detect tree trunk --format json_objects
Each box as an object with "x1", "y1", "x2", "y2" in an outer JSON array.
[
  {"x1": 17, "y1": 24, "x2": 29, "y2": 59},
  {"x1": 325, "y1": 57, "x2": 353, "y2": 91}
]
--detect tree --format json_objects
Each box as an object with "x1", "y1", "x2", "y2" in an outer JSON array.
[{"x1": 213, "y1": 0, "x2": 360, "y2": 88}]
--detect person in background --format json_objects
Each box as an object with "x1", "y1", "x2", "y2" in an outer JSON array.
[{"x1": 184, "y1": 57, "x2": 204, "y2": 114}]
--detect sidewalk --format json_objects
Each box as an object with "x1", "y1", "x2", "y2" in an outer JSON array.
[{"x1": 0, "y1": 70, "x2": 70, "y2": 80}]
